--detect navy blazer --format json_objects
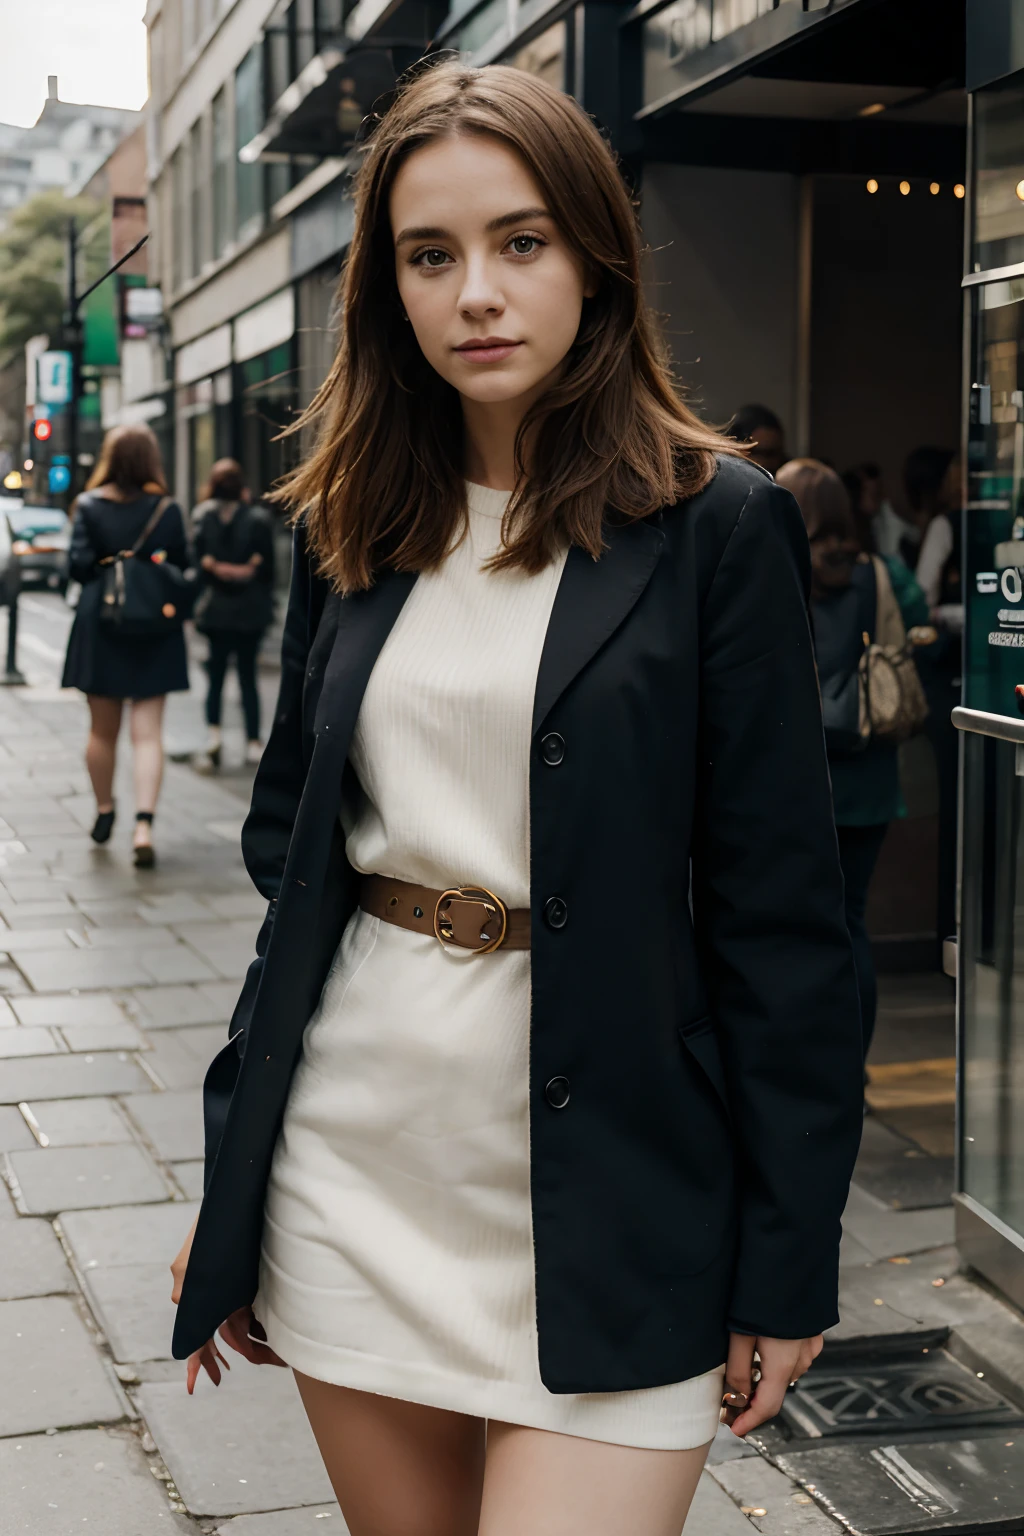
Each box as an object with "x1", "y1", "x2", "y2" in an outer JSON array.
[{"x1": 172, "y1": 455, "x2": 864, "y2": 1391}]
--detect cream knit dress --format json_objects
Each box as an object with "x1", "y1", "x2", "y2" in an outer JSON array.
[{"x1": 254, "y1": 483, "x2": 724, "y2": 1448}]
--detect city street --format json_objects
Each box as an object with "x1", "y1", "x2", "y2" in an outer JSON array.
[{"x1": 0, "y1": 595, "x2": 1021, "y2": 1536}]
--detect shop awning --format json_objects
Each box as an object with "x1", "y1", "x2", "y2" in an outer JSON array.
[{"x1": 239, "y1": 45, "x2": 420, "y2": 163}]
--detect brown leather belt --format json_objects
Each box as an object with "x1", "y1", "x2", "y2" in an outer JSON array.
[{"x1": 360, "y1": 874, "x2": 530, "y2": 953}]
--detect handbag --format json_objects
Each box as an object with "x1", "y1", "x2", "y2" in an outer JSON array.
[
  {"x1": 98, "y1": 496, "x2": 194, "y2": 637},
  {"x1": 859, "y1": 555, "x2": 929, "y2": 745}
]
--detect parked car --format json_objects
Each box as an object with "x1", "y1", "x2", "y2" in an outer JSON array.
[{"x1": 6, "y1": 503, "x2": 70, "y2": 591}]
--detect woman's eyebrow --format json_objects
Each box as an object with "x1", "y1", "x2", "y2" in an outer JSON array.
[{"x1": 394, "y1": 208, "x2": 551, "y2": 248}]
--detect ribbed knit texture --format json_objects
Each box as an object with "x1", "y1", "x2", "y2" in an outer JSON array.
[{"x1": 255, "y1": 484, "x2": 724, "y2": 1447}]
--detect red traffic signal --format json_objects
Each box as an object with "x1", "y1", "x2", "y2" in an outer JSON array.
[{"x1": 32, "y1": 419, "x2": 52, "y2": 442}]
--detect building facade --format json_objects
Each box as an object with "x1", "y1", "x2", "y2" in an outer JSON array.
[{"x1": 0, "y1": 78, "x2": 140, "y2": 225}]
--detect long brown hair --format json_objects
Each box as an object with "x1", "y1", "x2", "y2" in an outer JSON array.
[
  {"x1": 86, "y1": 424, "x2": 167, "y2": 499},
  {"x1": 276, "y1": 60, "x2": 739, "y2": 592}
]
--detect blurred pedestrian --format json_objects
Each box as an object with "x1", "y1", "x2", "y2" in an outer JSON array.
[
  {"x1": 725, "y1": 403, "x2": 788, "y2": 476},
  {"x1": 61, "y1": 424, "x2": 190, "y2": 868},
  {"x1": 191, "y1": 460, "x2": 275, "y2": 770},
  {"x1": 170, "y1": 62, "x2": 862, "y2": 1529},
  {"x1": 905, "y1": 447, "x2": 961, "y2": 957},
  {"x1": 778, "y1": 459, "x2": 927, "y2": 1058}
]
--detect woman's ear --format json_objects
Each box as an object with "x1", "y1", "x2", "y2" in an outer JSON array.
[{"x1": 583, "y1": 268, "x2": 600, "y2": 300}]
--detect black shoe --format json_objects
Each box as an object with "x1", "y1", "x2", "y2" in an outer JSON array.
[
  {"x1": 90, "y1": 807, "x2": 115, "y2": 844},
  {"x1": 133, "y1": 811, "x2": 155, "y2": 869}
]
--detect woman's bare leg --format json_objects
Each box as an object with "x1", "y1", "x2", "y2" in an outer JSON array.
[
  {"x1": 478, "y1": 1421, "x2": 712, "y2": 1536},
  {"x1": 294, "y1": 1373, "x2": 485, "y2": 1536},
  {"x1": 85, "y1": 695, "x2": 123, "y2": 812},
  {"x1": 129, "y1": 695, "x2": 166, "y2": 846}
]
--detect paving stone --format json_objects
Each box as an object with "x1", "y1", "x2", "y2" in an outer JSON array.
[
  {"x1": 0, "y1": 1103, "x2": 36, "y2": 1151},
  {"x1": 140, "y1": 945, "x2": 220, "y2": 985},
  {"x1": 0, "y1": 927, "x2": 77, "y2": 951},
  {"x1": 841, "y1": 1182, "x2": 954, "y2": 1261},
  {"x1": 0, "y1": 908, "x2": 88, "y2": 932},
  {"x1": 130, "y1": 980, "x2": 238, "y2": 1029},
  {"x1": 0, "y1": 1425, "x2": 191, "y2": 1535},
  {"x1": 0, "y1": 1217, "x2": 74, "y2": 1298},
  {"x1": 7, "y1": 1143, "x2": 168, "y2": 1214},
  {"x1": 0, "y1": 1294, "x2": 125, "y2": 1433},
  {"x1": 83, "y1": 1261, "x2": 177, "y2": 1362},
  {"x1": 23, "y1": 1097, "x2": 133, "y2": 1147},
  {"x1": 139, "y1": 893, "x2": 215, "y2": 923},
  {"x1": 59, "y1": 1200, "x2": 200, "y2": 1270},
  {"x1": 0, "y1": 1052, "x2": 152, "y2": 1102},
  {"x1": 0, "y1": 995, "x2": 18, "y2": 1025},
  {"x1": 202, "y1": 891, "x2": 268, "y2": 920},
  {"x1": 58, "y1": 1019, "x2": 148, "y2": 1052},
  {"x1": 76, "y1": 923, "x2": 178, "y2": 950},
  {"x1": 216, "y1": 1508, "x2": 347, "y2": 1536},
  {"x1": 0, "y1": 962, "x2": 31, "y2": 993},
  {"x1": 834, "y1": 1246, "x2": 1010, "y2": 1342},
  {"x1": 682, "y1": 1471, "x2": 755, "y2": 1534},
  {"x1": 123, "y1": 1089, "x2": 205, "y2": 1161},
  {"x1": 138, "y1": 1362, "x2": 335, "y2": 1516},
  {"x1": 15, "y1": 948, "x2": 153, "y2": 990},
  {"x1": 11, "y1": 992, "x2": 128, "y2": 1027},
  {"x1": 145, "y1": 1026, "x2": 224, "y2": 1090},
  {"x1": 171, "y1": 1160, "x2": 206, "y2": 1198},
  {"x1": 709, "y1": 1457, "x2": 842, "y2": 1535},
  {"x1": 0, "y1": 1026, "x2": 62, "y2": 1056}
]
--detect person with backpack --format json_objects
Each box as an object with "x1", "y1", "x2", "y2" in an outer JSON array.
[
  {"x1": 191, "y1": 460, "x2": 276, "y2": 770},
  {"x1": 62, "y1": 424, "x2": 190, "y2": 868},
  {"x1": 777, "y1": 459, "x2": 929, "y2": 1059}
]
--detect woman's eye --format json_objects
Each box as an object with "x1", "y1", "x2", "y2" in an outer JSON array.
[
  {"x1": 415, "y1": 248, "x2": 450, "y2": 268},
  {"x1": 508, "y1": 235, "x2": 540, "y2": 257}
]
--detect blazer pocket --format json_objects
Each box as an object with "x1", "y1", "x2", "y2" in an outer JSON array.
[{"x1": 678, "y1": 1016, "x2": 730, "y2": 1118}]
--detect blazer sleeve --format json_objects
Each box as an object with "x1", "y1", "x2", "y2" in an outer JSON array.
[
  {"x1": 690, "y1": 475, "x2": 864, "y2": 1341},
  {"x1": 162, "y1": 501, "x2": 189, "y2": 571},
  {"x1": 226, "y1": 523, "x2": 321, "y2": 1055},
  {"x1": 68, "y1": 501, "x2": 98, "y2": 584}
]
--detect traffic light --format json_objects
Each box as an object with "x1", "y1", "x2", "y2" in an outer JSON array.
[{"x1": 32, "y1": 419, "x2": 52, "y2": 443}]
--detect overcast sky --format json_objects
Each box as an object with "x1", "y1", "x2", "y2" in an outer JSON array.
[{"x1": 0, "y1": 0, "x2": 148, "y2": 128}]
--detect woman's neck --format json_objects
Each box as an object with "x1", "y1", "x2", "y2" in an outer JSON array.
[{"x1": 461, "y1": 386, "x2": 547, "y2": 493}]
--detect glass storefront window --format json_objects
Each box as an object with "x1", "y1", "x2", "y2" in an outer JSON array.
[
  {"x1": 511, "y1": 20, "x2": 565, "y2": 90},
  {"x1": 236, "y1": 46, "x2": 266, "y2": 243},
  {"x1": 212, "y1": 88, "x2": 232, "y2": 260},
  {"x1": 238, "y1": 341, "x2": 298, "y2": 503},
  {"x1": 455, "y1": 0, "x2": 506, "y2": 55},
  {"x1": 960, "y1": 730, "x2": 1024, "y2": 1238},
  {"x1": 965, "y1": 278, "x2": 1024, "y2": 718},
  {"x1": 973, "y1": 76, "x2": 1024, "y2": 276}
]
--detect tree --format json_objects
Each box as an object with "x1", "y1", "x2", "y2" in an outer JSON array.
[{"x1": 0, "y1": 190, "x2": 109, "y2": 358}]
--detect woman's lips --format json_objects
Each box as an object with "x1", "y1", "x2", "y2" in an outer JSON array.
[{"x1": 453, "y1": 340, "x2": 523, "y2": 363}]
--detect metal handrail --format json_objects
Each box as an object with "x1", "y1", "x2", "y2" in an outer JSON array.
[{"x1": 952, "y1": 705, "x2": 1024, "y2": 744}]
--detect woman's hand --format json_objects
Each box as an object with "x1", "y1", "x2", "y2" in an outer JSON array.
[
  {"x1": 170, "y1": 1217, "x2": 286, "y2": 1393},
  {"x1": 723, "y1": 1332, "x2": 823, "y2": 1437}
]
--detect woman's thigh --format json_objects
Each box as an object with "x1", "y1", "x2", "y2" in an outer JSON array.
[
  {"x1": 478, "y1": 1421, "x2": 711, "y2": 1536},
  {"x1": 294, "y1": 1373, "x2": 485, "y2": 1536}
]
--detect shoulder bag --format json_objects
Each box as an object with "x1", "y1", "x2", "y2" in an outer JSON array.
[
  {"x1": 99, "y1": 497, "x2": 194, "y2": 637},
  {"x1": 859, "y1": 555, "x2": 929, "y2": 744}
]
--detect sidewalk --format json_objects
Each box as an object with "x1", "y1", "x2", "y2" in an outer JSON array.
[{"x1": 0, "y1": 602, "x2": 1015, "y2": 1536}]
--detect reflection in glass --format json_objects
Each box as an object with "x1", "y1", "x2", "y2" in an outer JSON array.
[
  {"x1": 973, "y1": 79, "x2": 1024, "y2": 275},
  {"x1": 965, "y1": 282, "x2": 1024, "y2": 717},
  {"x1": 511, "y1": 21, "x2": 565, "y2": 90},
  {"x1": 961, "y1": 732, "x2": 1024, "y2": 1239}
]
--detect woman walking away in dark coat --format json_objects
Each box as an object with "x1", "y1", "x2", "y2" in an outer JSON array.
[
  {"x1": 62, "y1": 424, "x2": 190, "y2": 868},
  {"x1": 191, "y1": 460, "x2": 275, "y2": 770}
]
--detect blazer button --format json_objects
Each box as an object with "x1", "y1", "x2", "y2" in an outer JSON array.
[
  {"x1": 540, "y1": 732, "x2": 565, "y2": 766},
  {"x1": 544, "y1": 895, "x2": 568, "y2": 930},
  {"x1": 545, "y1": 1075, "x2": 570, "y2": 1109}
]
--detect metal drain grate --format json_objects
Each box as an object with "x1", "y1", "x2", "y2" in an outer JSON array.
[{"x1": 780, "y1": 1352, "x2": 1021, "y2": 1440}]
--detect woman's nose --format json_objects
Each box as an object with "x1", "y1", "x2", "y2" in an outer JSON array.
[{"x1": 458, "y1": 257, "x2": 504, "y2": 319}]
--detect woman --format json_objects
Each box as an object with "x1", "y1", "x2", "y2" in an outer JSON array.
[
  {"x1": 62, "y1": 424, "x2": 189, "y2": 869},
  {"x1": 777, "y1": 460, "x2": 927, "y2": 1061},
  {"x1": 191, "y1": 459, "x2": 275, "y2": 770},
  {"x1": 170, "y1": 64, "x2": 862, "y2": 1535}
]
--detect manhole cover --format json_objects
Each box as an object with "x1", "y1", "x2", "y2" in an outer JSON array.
[
  {"x1": 780, "y1": 1351, "x2": 1020, "y2": 1440},
  {"x1": 774, "y1": 1436, "x2": 1024, "y2": 1534}
]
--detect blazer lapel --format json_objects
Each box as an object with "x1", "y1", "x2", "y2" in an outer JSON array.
[
  {"x1": 313, "y1": 568, "x2": 418, "y2": 746},
  {"x1": 533, "y1": 518, "x2": 666, "y2": 737}
]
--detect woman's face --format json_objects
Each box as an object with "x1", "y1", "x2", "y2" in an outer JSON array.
[{"x1": 390, "y1": 133, "x2": 595, "y2": 412}]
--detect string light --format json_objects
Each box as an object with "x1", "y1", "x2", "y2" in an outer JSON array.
[
  {"x1": 1016, "y1": 179, "x2": 1024, "y2": 202},
  {"x1": 899, "y1": 180, "x2": 911, "y2": 196},
  {"x1": 930, "y1": 182, "x2": 940, "y2": 195},
  {"x1": 954, "y1": 184, "x2": 965, "y2": 199},
  {"x1": 866, "y1": 178, "x2": 879, "y2": 194}
]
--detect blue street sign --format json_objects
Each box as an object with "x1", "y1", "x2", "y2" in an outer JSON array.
[
  {"x1": 48, "y1": 464, "x2": 71, "y2": 494},
  {"x1": 37, "y1": 351, "x2": 73, "y2": 407}
]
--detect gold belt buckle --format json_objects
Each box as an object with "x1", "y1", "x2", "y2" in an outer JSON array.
[{"x1": 433, "y1": 885, "x2": 509, "y2": 954}]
